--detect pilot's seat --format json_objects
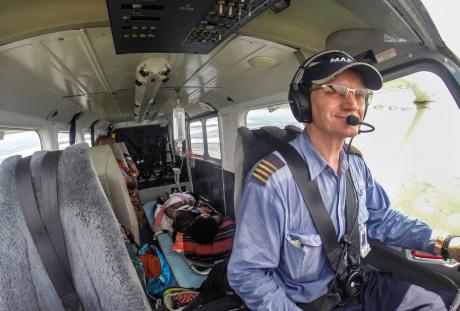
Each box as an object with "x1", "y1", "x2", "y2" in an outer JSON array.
[
  {"x1": 233, "y1": 125, "x2": 300, "y2": 218},
  {"x1": 0, "y1": 144, "x2": 150, "y2": 310}
]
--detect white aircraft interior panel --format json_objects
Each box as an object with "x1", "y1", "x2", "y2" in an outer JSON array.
[
  {"x1": 40, "y1": 32, "x2": 107, "y2": 95},
  {"x1": 0, "y1": 41, "x2": 84, "y2": 97},
  {"x1": 0, "y1": 62, "x2": 61, "y2": 119},
  {"x1": 184, "y1": 36, "x2": 265, "y2": 89}
]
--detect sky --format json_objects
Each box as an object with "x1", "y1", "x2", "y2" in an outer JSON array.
[{"x1": 421, "y1": 0, "x2": 460, "y2": 58}]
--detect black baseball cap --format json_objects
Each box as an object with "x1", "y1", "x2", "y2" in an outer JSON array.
[{"x1": 301, "y1": 50, "x2": 383, "y2": 90}]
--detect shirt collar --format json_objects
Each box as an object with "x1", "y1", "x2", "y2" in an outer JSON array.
[{"x1": 290, "y1": 130, "x2": 349, "y2": 179}]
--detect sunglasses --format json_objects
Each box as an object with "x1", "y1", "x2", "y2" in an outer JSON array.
[{"x1": 311, "y1": 84, "x2": 373, "y2": 105}]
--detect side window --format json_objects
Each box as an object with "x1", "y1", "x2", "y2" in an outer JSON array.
[
  {"x1": 206, "y1": 117, "x2": 221, "y2": 160},
  {"x1": 246, "y1": 103, "x2": 304, "y2": 129},
  {"x1": 84, "y1": 131, "x2": 92, "y2": 146},
  {"x1": 0, "y1": 129, "x2": 42, "y2": 163},
  {"x1": 359, "y1": 71, "x2": 460, "y2": 233},
  {"x1": 58, "y1": 131, "x2": 70, "y2": 150},
  {"x1": 190, "y1": 121, "x2": 204, "y2": 156},
  {"x1": 189, "y1": 115, "x2": 222, "y2": 162}
]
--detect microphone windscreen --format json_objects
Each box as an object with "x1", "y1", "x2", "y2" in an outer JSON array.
[{"x1": 346, "y1": 115, "x2": 360, "y2": 126}]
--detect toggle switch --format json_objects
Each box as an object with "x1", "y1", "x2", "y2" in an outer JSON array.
[
  {"x1": 217, "y1": 0, "x2": 225, "y2": 16},
  {"x1": 228, "y1": 1, "x2": 235, "y2": 17}
]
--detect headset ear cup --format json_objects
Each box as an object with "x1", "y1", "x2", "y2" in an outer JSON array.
[
  {"x1": 299, "y1": 84, "x2": 312, "y2": 123},
  {"x1": 289, "y1": 83, "x2": 312, "y2": 123},
  {"x1": 289, "y1": 84, "x2": 302, "y2": 122}
]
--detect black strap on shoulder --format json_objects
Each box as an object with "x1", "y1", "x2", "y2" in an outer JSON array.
[
  {"x1": 345, "y1": 172, "x2": 360, "y2": 267},
  {"x1": 254, "y1": 129, "x2": 360, "y2": 271},
  {"x1": 254, "y1": 129, "x2": 343, "y2": 272},
  {"x1": 15, "y1": 152, "x2": 83, "y2": 311}
]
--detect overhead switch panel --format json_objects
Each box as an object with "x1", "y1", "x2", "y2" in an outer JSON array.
[{"x1": 106, "y1": 0, "x2": 279, "y2": 54}]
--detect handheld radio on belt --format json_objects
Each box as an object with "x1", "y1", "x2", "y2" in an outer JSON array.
[{"x1": 254, "y1": 129, "x2": 366, "y2": 311}]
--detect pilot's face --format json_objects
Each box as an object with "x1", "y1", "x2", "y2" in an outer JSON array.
[{"x1": 309, "y1": 69, "x2": 366, "y2": 140}]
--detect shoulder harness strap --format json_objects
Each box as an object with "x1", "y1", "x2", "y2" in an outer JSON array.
[{"x1": 344, "y1": 144, "x2": 363, "y2": 158}]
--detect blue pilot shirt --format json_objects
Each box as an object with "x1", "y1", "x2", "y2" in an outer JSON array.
[{"x1": 227, "y1": 130, "x2": 436, "y2": 311}]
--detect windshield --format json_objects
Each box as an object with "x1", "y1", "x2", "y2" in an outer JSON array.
[{"x1": 421, "y1": 0, "x2": 460, "y2": 58}]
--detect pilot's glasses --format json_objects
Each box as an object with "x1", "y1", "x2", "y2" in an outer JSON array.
[{"x1": 311, "y1": 84, "x2": 373, "y2": 105}]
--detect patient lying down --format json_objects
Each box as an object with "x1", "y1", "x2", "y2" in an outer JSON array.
[{"x1": 154, "y1": 192, "x2": 223, "y2": 245}]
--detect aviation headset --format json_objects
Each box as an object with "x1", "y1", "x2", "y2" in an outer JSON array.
[{"x1": 288, "y1": 50, "x2": 373, "y2": 124}]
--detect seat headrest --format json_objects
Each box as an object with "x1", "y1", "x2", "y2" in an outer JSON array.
[
  {"x1": 233, "y1": 125, "x2": 301, "y2": 218},
  {"x1": 112, "y1": 143, "x2": 128, "y2": 167},
  {"x1": 118, "y1": 142, "x2": 130, "y2": 155}
]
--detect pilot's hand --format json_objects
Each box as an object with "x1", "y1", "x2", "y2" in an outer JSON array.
[
  {"x1": 434, "y1": 234, "x2": 460, "y2": 261},
  {"x1": 447, "y1": 237, "x2": 460, "y2": 262}
]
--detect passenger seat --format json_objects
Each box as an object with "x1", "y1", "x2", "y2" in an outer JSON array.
[
  {"x1": 112, "y1": 142, "x2": 129, "y2": 167},
  {"x1": 118, "y1": 141, "x2": 131, "y2": 157},
  {"x1": 0, "y1": 144, "x2": 150, "y2": 310},
  {"x1": 89, "y1": 144, "x2": 140, "y2": 244}
]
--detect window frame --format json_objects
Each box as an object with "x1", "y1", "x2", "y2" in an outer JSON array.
[
  {"x1": 188, "y1": 113, "x2": 222, "y2": 164},
  {"x1": 362, "y1": 58, "x2": 460, "y2": 233},
  {"x1": 244, "y1": 101, "x2": 304, "y2": 130},
  {"x1": 57, "y1": 130, "x2": 70, "y2": 150},
  {"x1": 205, "y1": 116, "x2": 222, "y2": 161},
  {"x1": 189, "y1": 119, "x2": 205, "y2": 158},
  {"x1": 0, "y1": 127, "x2": 43, "y2": 161},
  {"x1": 380, "y1": 58, "x2": 460, "y2": 109},
  {"x1": 83, "y1": 130, "x2": 92, "y2": 146}
]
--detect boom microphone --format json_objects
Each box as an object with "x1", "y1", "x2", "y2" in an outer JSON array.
[{"x1": 346, "y1": 115, "x2": 375, "y2": 133}]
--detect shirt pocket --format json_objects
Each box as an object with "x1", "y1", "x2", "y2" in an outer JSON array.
[{"x1": 285, "y1": 231, "x2": 324, "y2": 280}]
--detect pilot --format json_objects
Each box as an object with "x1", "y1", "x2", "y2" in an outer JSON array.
[{"x1": 227, "y1": 50, "x2": 460, "y2": 310}]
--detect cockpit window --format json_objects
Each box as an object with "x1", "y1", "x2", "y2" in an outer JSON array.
[
  {"x1": 0, "y1": 129, "x2": 42, "y2": 163},
  {"x1": 358, "y1": 70, "x2": 460, "y2": 233},
  {"x1": 246, "y1": 103, "x2": 304, "y2": 129}
]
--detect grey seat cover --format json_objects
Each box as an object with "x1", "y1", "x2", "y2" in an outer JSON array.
[
  {"x1": 233, "y1": 125, "x2": 301, "y2": 218},
  {"x1": 0, "y1": 143, "x2": 150, "y2": 311}
]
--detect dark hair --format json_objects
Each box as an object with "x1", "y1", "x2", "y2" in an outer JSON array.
[
  {"x1": 187, "y1": 216, "x2": 219, "y2": 245},
  {"x1": 95, "y1": 135, "x2": 111, "y2": 146},
  {"x1": 174, "y1": 209, "x2": 198, "y2": 232}
]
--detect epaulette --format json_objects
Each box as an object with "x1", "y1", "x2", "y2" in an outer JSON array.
[
  {"x1": 251, "y1": 153, "x2": 285, "y2": 185},
  {"x1": 347, "y1": 144, "x2": 363, "y2": 158}
]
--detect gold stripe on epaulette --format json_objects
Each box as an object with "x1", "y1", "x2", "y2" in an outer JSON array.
[
  {"x1": 259, "y1": 163, "x2": 275, "y2": 174},
  {"x1": 254, "y1": 167, "x2": 270, "y2": 178},
  {"x1": 262, "y1": 159, "x2": 277, "y2": 171},
  {"x1": 252, "y1": 171, "x2": 268, "y2": 184}
]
